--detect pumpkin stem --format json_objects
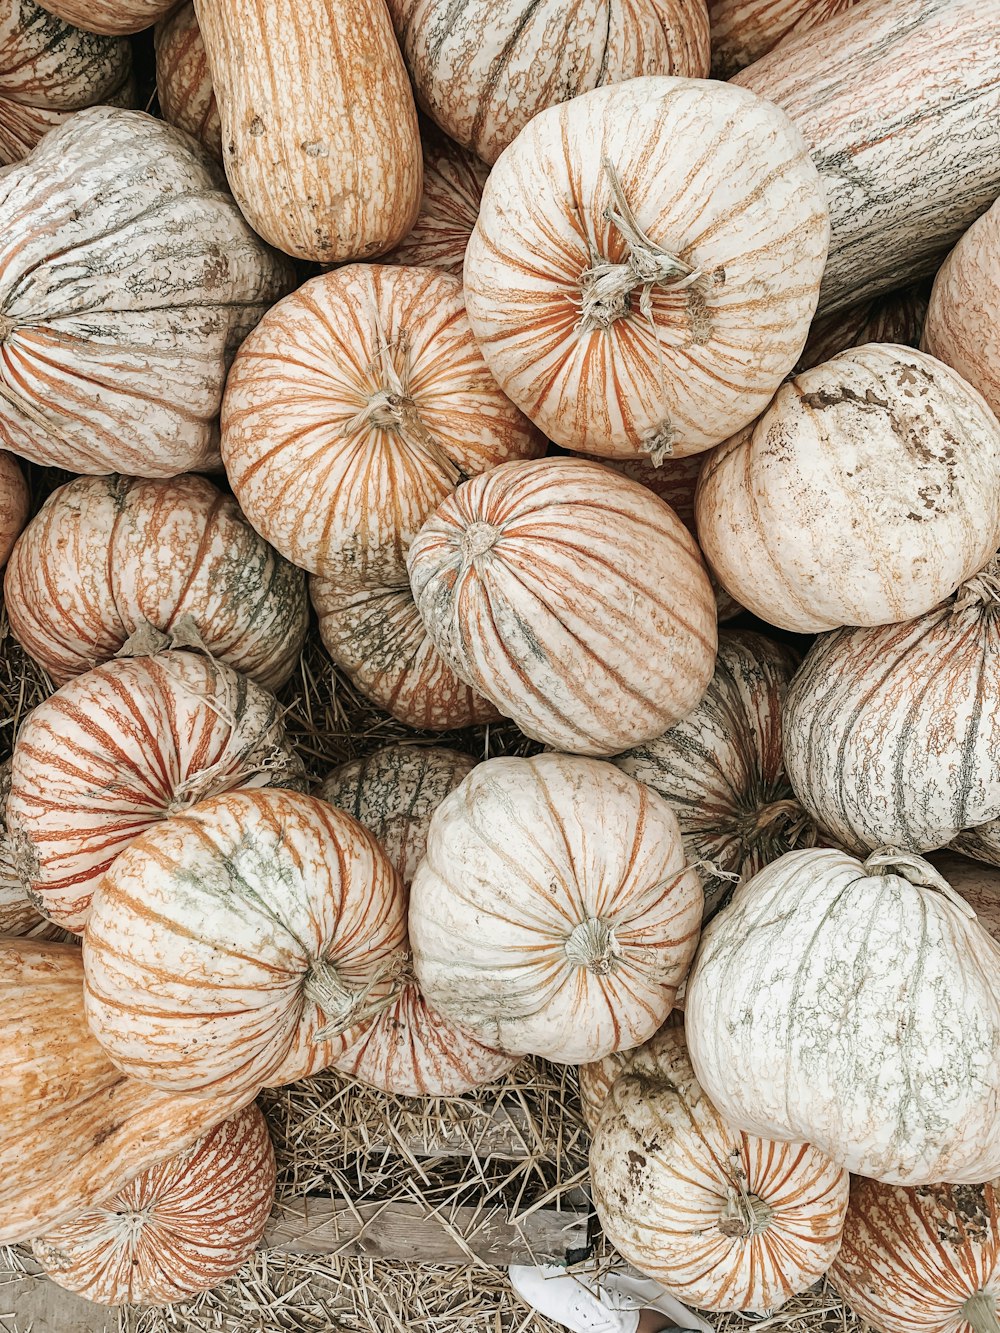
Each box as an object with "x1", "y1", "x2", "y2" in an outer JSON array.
[
  {"x1": 863, "y1": 848, "x2": 976, "y2": 918},
  {"x1": 304, "y1": 952, "x2": 409, "y2": 1044},
  {"x1": 565, "y1": 917, "x2": 622, "y2": 976},
  {"x1": 750, "y1": 797, "x2": 817, "y2": 846},
  {"x1": 961, "y1": 1290, "x2": 1000, "y2": 1333},
  {"x1": 461, "y1": 522, "x2": 500, "y2": 564},
  {"x1": 0, "y1": 314, "x2": 14, "y2": 340},
  {"x1": 954, "y1": 560, "x2": 1000, "y2": 614},
  {"x1": 718, "y1": 1186, "x2": 774, "y2": 1239}
]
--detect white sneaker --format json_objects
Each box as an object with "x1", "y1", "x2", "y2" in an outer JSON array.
[{"x1": 508, "y1": 1264, "x2": 712, "y2": 1333}]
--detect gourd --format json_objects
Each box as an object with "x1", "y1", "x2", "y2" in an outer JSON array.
[
  {"x1": 408, "y1": 456, "x2": 717, "y2": 756},
  {"x1": 591, "y1": 1025, "x2": 849, "y2": 1313},
  {"x1": 154, "y1": 2, "x2": 221, "y2": 160},
  {"x1": 8, "y1": 653, "x2": 307, "y2": 933},
  {"x1": 615, "y1": 632, "x2": 814, "y2": 920},
  {"x1": 685, "y1": 847, "x2": 1000, "y2": 1184},
  {"x1": 409, "y1": 753, "x2": 703, "y2": 1064},
  {"x1": 696, "y1": 345, "x2": 1000, "y2": 634},
  {"x1": 733, "y1": 0, "x2": 1000, "y2": 316},
  {"x1": 193, "y1": 0, "x2": 422, "y2": 262},
  {"x1": 382, "y1": 124, "x2": 489, "y2": 276},
  {"x1": 0, "y1": 106, "x2": 293, "y2": 476},
  {"x1": 0, "y1": 761, "x2": 65, "y2": 939},
  {"x1": 83, "y1": 789, "x2": 408, "y2": 1098},
  {"x1": 388, "y1": 0, "x2": 711, "y2": 166},
  {"x1": 797, "y1": 280, "x2": 929, "y2": 372},
  {"x1": 578, "y1": 1009, "x2": 684, "y2": 1134},
  {"x1": 5, "y1": 473, "x2": 308, "y2": 690},
  {"x1": 710, "y1": 0, "x2": 861, "y2": 78},
  {"x1": 222, "y1": 265, "x2": 544, "y2": 585},
  {"x1": 30, "y1": 0, "x2": 177, "y2": 35},
  {"x1": 463, "y1": 77, "x2": 829, "y2": 459},
  {"x1": 0, "y1": 450, "x2": 28, "y2": 568}
]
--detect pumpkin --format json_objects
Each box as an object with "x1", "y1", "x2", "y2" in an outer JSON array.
[
  {"x1": 320, "y1": 745, "x2": 518, "y2": 1096},
  {"x1": 0, "y1": 105, "x2": 292, "y2": 476},
  {"x1": 931, "y1": 853, "x2": 1000, "y2": 941},
  {"x1": 709, "y1": 0, "x2": 861, "y2": 78},
  {"x1": 311, "y1": 575, "x2": 500, "y2": 733},
  {"x1": 797, "y1": 280, "x2": 930, "y2": 372},
  {"x1": 828, "y1": 1175, "x2": 1000, "y2": 1333},
  {"x1": 83, "y1": 788, "x2": 408, "y2": 1098},
  {"x1": 614, "y1": 632, "x2": 814, "y2": 920},
  {"x1": 685, "y1": 847, "x2": 1000, "y2": 1184},
  {"x1": 591, "y1": 1025, "x2": 849, "y2": 1314},
  {"x1": 0, "y1": 937, "x2": 245, "y2": 1246},
  {"x1": 222, "y1": 265, "x2": 544, "y2": 586},
  {"x1": 0, "y1": 761, "x2": 65, "y2": 939},
  {"x1": 388, "y1": 0, "x2": 711, "y2": 167},
  {"x1": 0, "y1": 449, "x2": 28, "y2": 568},
  {"x1": 409, "y1": 753, "x2": 703, "y2": 1064},
  {"x1": 0, "y1": 0, "x2": 133, "y2": 164},
  {"x1": 696, "y1": 344, "x2": 1000, "y2": 634},
  {"x1": 732, "y1": 0, "x2": 1000, "y2": 316},
  {"x1": 28, "y1": 0, "x2": 177, "y2": 35},
  {"x1": 8, "y1": 652, "x2": 307, "y2": 934},
  {"x1": 4, "y1": 473, "x2": 308, "y2": 690},
  {"x1": 922, "y1": 197, "x2": 1000, "y2": 422},
  {"x1": 578, "y1": 1009, "x2": 684, "y2": 1135},
  {"x1": 462, "y1": 76, "x2": 829, "y2": 460},
  {"x1": 33, "y1": 1104, "x2": 275, "y2": 1307},
  {"x1": 154, "y1": 2, "x2": 221, "y2": 160},
  {"x1": 407, "y1": 456, "x2": 717, "y2": 756},
  {"x1": 782, "y1": 564, "x2": 1000, "y2": 855},
  {"x1": 193, "y1": 0, "x2": 422, "y2": 262}
]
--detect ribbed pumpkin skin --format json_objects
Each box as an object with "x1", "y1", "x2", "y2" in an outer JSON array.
[
  {"x1": 311, "y1": 576, "x2": 500, "y2": 732},
  {"x1": 685, "y1": 848, "x2": 1000, "y2": 1184},
  {"x1": 0, "y1": 938, "x2": 246, "y2": 1246},
  {"x1": 591, "y1": 1026, "x2": 849, "y2": 1314},
  {"x1": 389, "y1": 0, "x2": 710, "y2": 166},
  {"x1": 409, "y1": 754, "x2": 704, "y2": 1064},
  {"x1": 222, "y1": 266, "x2": 544, "y2": 585},
  {"x1": 463, "y1": 77, "x2": 829, "y2": 459},
  {"x1": 829, "y1": 1176, "x2": 1000, "y2": 1333},
  {"x1": 709, "y1": 0, "x2": 860, "y2": 77},
  {"x1": 578, "y1": 1008, "x2": 684, "y2": 1134},
  {"x1": 923, "y1": 198, "x2": 1000, "y2": 422},
  {"x1": 5, "y1": 473, "x2": 308, "y2": 690},
  {"x1": 0, "y1": 106, "x2": 292, "y2": 476},
  {"x1": 8, "y1": 653, "x2": 307, "y2": 934},
  {"x1": 0, "y1": 761, "x2": 66, "y2": 939},
  {"x1": 29, "y1": 0, "x2": 176, "y2": 35},
  {"x1": 193, "y1": 0, "x2": 422, "y2": 262},
  {"x1": 733, "y1": 0, "x2": 1000, "y2": 317},
  {"x1": 407, "y1": 457, "x2": 718, "y2": 756},
  {"x1": 33, "y1": 1104, "x2": 275, "y2": 1306},
  {"x1": 615, "y1": 632, "x2": 812, "y2": 920},
  {"x1": 0, "y1": 449, "x2": 27, "y2": 567},
  {"x1": 84, "y1": 789, "x2": 408, "y2": 1098},
  {"x1": 696, "y1": 345, "x2": 1000, "y2": 634},
  {"x1": 797, "y1": 281, "x2": 929, "y2": 372},
  {"x1": 154, "y1": 2, "x2": 221, "y2": 160}
]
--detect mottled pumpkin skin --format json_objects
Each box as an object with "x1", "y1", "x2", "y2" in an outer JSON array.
[
  {"x1": 0, "y1": 449, "x2": 27, "y2": 567},
  {"x1": 29, "y1": 0, "x2": 176, "y2": 35},
  {"x1": 797, "y1": 280, "x2": 929, "y2": 372},
  {"x1": 5, "y1": 473, "x2": 308, "y2": 690},
  {"x1": 154, "y1": 2, "x2": 221, "y2": 160},
  {"x1": 578, "y1": 1008, "x2": 684, "y2": 1135},
  {"x1": 33, "y1": 1104, "x2": 275, "y2": 1307},
  {"x1": 709, "y1": 0, "x2": 860, "y2": 77}
]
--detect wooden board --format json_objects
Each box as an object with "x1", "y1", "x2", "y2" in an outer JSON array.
[{"x1": 358, "y1": 1100, "x2": 569, "y2": 1159}]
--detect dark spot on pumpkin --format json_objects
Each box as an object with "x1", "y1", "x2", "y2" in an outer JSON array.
[
  {"x1": 914, "y1": 1183, "x2": 994, "y2": 1246},
  {"x1": 92, "y1": 1122, "x2": 123, "y2": 1147},
  {"x1": 799, "y1": 386, "x2": 890, "y2": 411},
  {"x1": 626, "y1": 1148, "x2": 646, "y2": 1189},
  {"x1": 248, "y1": 116, "x2": 265, "y2": 137}
]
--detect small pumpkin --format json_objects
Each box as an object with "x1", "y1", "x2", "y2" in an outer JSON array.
[
  {"x1": 696, "y1": 345, "x2": 1000, "y2": 634},
  {"x1": 797, "y1": 280, "x2": 929, "y2": 372},
  {"x1": 5, "y1": 473, "x2": 308, "y2": 690},
  {"x1": 0, "y1": 761, "x2": 64, "y2": 939},
  {"x1": 578, "y1": 1009, "x2": 684, "y2": 1135},
  {"x1": 32, "y1": 1103, "x2": 275, "y2": 1307},
  {"x1": 709, "y1": 0, "x2": 861, "y2": 78},
  {"x1": 591, "y1": 1025, "x2": 849, "y2": 1313},
  {"x1": 0, "y1": 449, "x2": 28, "y2": 568},
  {"x1": 222, "y1": 265, "x2": 544, "y2": 585},
  {"x1": 153, "y1": 2, "x2": 221, "y2": 160},
  {"x1": 409, "y1": 753, "x2": 703, "y2": 1064},
  {"x1": 27, "y1": 0, "x2": 177, "y2": 35}
]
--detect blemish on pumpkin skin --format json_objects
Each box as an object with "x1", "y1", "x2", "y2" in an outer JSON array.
[{"x1": 248, "y1": 116, "x2": 265, "y2": 137}]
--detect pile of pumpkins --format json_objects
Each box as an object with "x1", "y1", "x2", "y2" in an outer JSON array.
[{"x1": 1, "y1": 0, "x2": 1000, "y2": 1327}]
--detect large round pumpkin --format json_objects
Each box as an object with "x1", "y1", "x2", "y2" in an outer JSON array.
[
  {"x1": 153, "y1": 2, "x2": 221, "y2": 160},
  {"x1": 407, "y1": 456, "x2": 717, "y2": 755},
  {"x1": 409, "y1": 753, "x2": 703, "y2": 1064},
  {"x1": 709, "y1": 0, "x2": 861, "y2": 77},
  {"x1": 222, "y1": 265, "x2": 543, "y2": 585},
  {"x1": 83, "y1": 789, "x2": 408, "y2": 1098},
  {"x1": 33, "y1": 1103, "x2": 275, "y2": 1306},
  {"x1": 8, "y1": 652, "x2": 307, "y2": 934},
  {"x1": 591, "y1": 1025, "x2": 849, "y2": 1313},
  {"x1": 685, "y1": 847, "x2": 1000, "y2": 1184},
  {"x1": 0, "y1": 105, "x2": 292, "y2": 476},
  {"x1": 4, "y1": 473, "x2": 308, "y2": 690},
  {"x1": 463, "y1": 77, "x2": 829, "y2": 459},
  {"x1": 696, "y1": 344, "x2": 1000, "y2": 634}
]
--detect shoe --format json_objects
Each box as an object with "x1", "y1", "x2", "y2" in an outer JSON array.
[
  {"x1": 508, "y1": 1263, "x2": 712, "y2": 1333},
  {"x1": 605, "y1": 1274, "x2": 714, "y2": 1333}
]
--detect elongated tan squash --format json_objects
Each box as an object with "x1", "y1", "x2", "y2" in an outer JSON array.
[
  {"x1": 709, "y1": 0, "x2": 860, "y2": 77},
  {"x1": 154, "y1": 2, "x2": 221, "y2": 160},
  {"x1": 32, "y1": 0, "x2": 175, "y2": 35},
  {"x1": 193, "y1": 0, "x2": 422, "y2": 262}
]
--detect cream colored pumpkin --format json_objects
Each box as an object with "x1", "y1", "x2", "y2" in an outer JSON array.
[
  {"x1": 409, "y1": 753, "x2": 703, "y2": 1064},
  {"x1": 463, "y1": 76, "x2": 829, "y2": 459},
  {"x1": 578, "y1": 1009, "x2": 684, "y2": 1135},
  {"x1": 389, "y1": 0, "x2": 710, "y2": 166},
  {"x1": 696, "y1": 345, "x2": 1000, "y2": 634},
  {"x1": 591, "y1": 1025, "x2": 849, "y2": 1313},
  {"x1": 154, "y1": 2, "x2": 221, "y2": 160},
  {"x1": 407, "y1": 456, "x2": 717, "y2": 755},
  {"x1": 0, "y1": 106, "x2": 292, "y2": 476},
  {"x1": 686, "y1": 848, "x2": 1000, "y2": 1184},
  {"x1": 222, "y1": 265, "x2": 544, "y2": 585},
  {"x1": 709, "y1": 0, "x2": 861, "y2": 77},
  {"x1": 29, "y1": 0, "x2": 176, "y2": 35},
  {"x1": 0, "y1": 449, "x2": 27, "y2": 568},
  {"x1": 797, "y1": 280, "x2": 929, "y2": 372},
  {"x1": 0, "y1": 761, "x2": 64, "y2": 939}
]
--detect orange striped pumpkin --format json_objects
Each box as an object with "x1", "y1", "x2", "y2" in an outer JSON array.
[
  {"x1": 0, "y1": 449, "x2": 27, "y2": 568},
  {"x1": 0, "y1": 106, "x2": 292, "y2": 476},
  {"x1": 0, "y1": 761, "x2": 65, "y2": 940},
  {"x1": 154, "y1": 2, "x2": 221, "y2": 160},
  {"x1": 578, "y1": 1009, "x2": 685, "y2": 1135},
  {"x1": 463, "y1": 77, "x2": 829, "y2": 459},
  {"x1": 33, "y1": 1104, "x2": 275, "y2": 1306},
  {"x1": 222, "y1": 265, "x2": 544, "y2": 585},
  {"x1": 709, "y1": 0, "x2": 861, "y2": 77},
  {"x1": 797, "y1": 280, "x2": 929, "y2": 372},
  {"x1": 590, "y1": 1024, "x2": 849, "y2": 1313},
  {"x1": 28, "y1": 0, "x2": 177, "y2": 35},
  {"x1": 83, "y1": 789, "x2": 408, "y2": 1098},
  {"x1": 8, "y1": 653, "x2": 307, "y2": 934},
  {"x1": 4, "y1": 473, "x2": 308, "y2": 690},
  {"x1": 407, "y1": 456, "x2": 717, "y2": 755}
]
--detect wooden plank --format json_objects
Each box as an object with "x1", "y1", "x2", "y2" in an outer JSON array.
[
  {"x1": 348, "y1": 1100, "x2": 573, "y2": 1160},
  {"x1": 0, "y1": 1272, "x2": 115, "y2": 1333}
]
